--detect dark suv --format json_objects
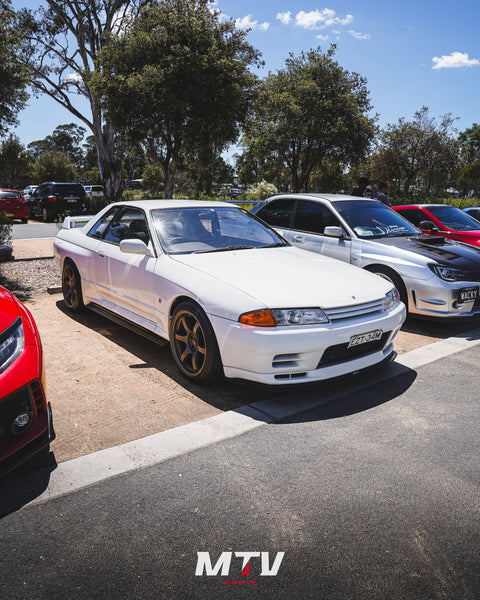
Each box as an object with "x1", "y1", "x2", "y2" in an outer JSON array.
[{"x1": 28, "y1": 182, "x2": 87, "y2": 221}]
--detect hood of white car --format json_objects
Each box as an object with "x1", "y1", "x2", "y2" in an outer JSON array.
[{"x1": 172, "y1": 246, "x2": 392, "y2": 309}]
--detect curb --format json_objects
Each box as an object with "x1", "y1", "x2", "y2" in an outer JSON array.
[{"x1": 23, "y1": 326, "x2": 480, "y2": 507}]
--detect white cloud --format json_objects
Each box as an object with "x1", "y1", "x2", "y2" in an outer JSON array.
[
  {"x1": 316, "y1": 34, "x2": 329, "y2": 41},
  {"x1": 277, "y1": 11, "x2": 292, "y2": 25},
  {"x1": 348, "y1": 29, "x2": 371, "y2": 40},
  {"x1": 295, "y1": 8, "x2": 353, "y2": 30},
  {"x1": 432, "y1": 51, "x2": 480, "y2": 70},
  {"x1": 235, "y1": 14, "x2": 270, "y2": 31}
]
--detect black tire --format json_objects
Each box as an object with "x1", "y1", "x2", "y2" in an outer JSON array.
[
  {"x1": 62, "y1": 260, "x2": 85, "y2": 312},
  {"x1": 365, "y1": 265, "x2": 408, "y2": 308},
  {"x1": 170, "y1": 301, "x2": 223, "y2": 383}
]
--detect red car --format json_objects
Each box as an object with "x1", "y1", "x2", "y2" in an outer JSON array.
[
  {"x1": 393, "y1": 204, "x2": 480, "y2": 248},
  {"x1": 0, "y1": 286, "x2": 55, "y2": 477},
  {"x1": 0, "y1": 189, "x2": 28, "y2": 223}
]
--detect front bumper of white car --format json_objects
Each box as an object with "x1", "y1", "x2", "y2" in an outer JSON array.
[{"x1": 211, "y1": 301, "x2": 406, "y2": 385}]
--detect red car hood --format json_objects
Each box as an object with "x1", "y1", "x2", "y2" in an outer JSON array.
[{"x1": 0, "y1": 286, "x2": 20, "y2": 332}]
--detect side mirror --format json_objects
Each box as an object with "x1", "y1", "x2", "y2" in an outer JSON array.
[
  {"x1": 419, "y1": 220, "x2": 438, "y2": 232},
  {"x1": 324, "y1": 226, "x2": 344, "y2": 238},
  {"x1": 119, "y1": 239, "x2": 154, "y2": 257}
]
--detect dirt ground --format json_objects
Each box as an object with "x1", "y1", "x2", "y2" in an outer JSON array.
[{"x1": 23, "y1": 292, "x2": 479, "y2": 465}]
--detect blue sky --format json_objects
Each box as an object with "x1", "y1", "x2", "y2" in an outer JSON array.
[{"x1": 11, "y1": 0, "x2": 480, "y2": 149}]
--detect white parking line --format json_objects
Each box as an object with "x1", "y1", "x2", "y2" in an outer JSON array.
[{"x1": 26, "y1": 327, "x2": 480, "y2": 506}]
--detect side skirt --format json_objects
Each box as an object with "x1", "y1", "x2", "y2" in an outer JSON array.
[{"x1": 88, "y1": 303, "x2": 169, "y2": 347}]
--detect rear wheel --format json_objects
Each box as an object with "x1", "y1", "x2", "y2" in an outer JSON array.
[
  {"x1": 170, "y1": 301, "x2": 223, "y2": 383},
  {"x1": 365, "y1": 265, "x2": 408, "y2": 308},
  {"x1": 62, "y1": 261, "x2": 84, "y2": 312}
]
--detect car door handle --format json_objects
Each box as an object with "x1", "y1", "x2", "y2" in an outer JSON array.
[
  {"x1": 97, "y1": 253, "x2": 105, "y2": 258},
  {"x1": 293, "y1": 235, "x2": 305, "y2": 243}
]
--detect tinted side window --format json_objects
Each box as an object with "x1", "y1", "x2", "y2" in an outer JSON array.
[
  {"x1": 103, "y1": 208, "x2": 149, "y2": 245},
  {"x1": 293, "y1": 200, "x2": 341, "y2": 234},
  {"x1": 256, "y1": 198, "x2": 295, "y2": 228},
  {"x1": 87, "y1": 207, "x2": 120, "y2": 239},
  {"x1": 398, "y1": 209, "x2": 426, "y2": 227}
]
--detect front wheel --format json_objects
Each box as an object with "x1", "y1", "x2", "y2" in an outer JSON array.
[
  {"x1": 62, "y1": 261, "x2": 84, "y2": 312},
  {"x1": 170, "y1": 301, "x2": 223, "y2": 383}
]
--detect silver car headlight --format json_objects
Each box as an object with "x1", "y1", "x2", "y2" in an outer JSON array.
[
  {"x1": 0, "y1": 318, "x2": 25, "y2": 374},
  {"x1": 271, "y1": 308, "x2": 329, "y2": 326},
  {"x1": 430, "y1": 264, "x2": 467, "y2": 282},
  {"x1": 384, "y1": 288, "x2": 400, "y2": 311}
]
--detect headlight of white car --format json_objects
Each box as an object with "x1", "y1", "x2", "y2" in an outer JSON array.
[
  {"x1": 0, "y1": 318, "x2": 25, "y2": 374},
  {"x1": 383, "y1": 288, "x2": 400, "y2": 311},
  {"x1": 430, "y1": 264, "x2": 467, "y2": 282},
  {"x1": 239, "y1": 308, "x2": 329, "y2": 327}
]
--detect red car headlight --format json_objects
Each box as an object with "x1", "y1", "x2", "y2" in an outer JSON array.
[{"x1": 0, "y1": 317, "x2": 25, "y2": 374}]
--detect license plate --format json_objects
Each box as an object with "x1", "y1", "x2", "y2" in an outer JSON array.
[
  {"x1": 458, "y1": 286, "x2": 479, "y2": 302},
  {"x1": 5, "y1": 213, "x2": 14, "y2": 217},
  {"x1": 67, "y1": 198, "x2": 79, "y2": 203},
  {"x1": 348, "y1": 329, "x2": 383, "y2": 348}
]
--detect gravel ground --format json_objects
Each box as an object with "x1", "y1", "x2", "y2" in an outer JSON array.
[{"x1": 0, "y1": 258, "x2": 61, "y2": 301}]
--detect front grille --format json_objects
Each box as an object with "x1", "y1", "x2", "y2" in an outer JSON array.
[
  {"x1": 0, "y1": 386, "x2": 34, "y2": 444},
  {"x1": 318, "y1": 332, "x2": 391, "y2": 367},
  {"x1": 324, "y1": 298, "x2": 385, "y2": 322}
]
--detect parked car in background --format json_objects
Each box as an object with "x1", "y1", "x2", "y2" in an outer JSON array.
[
  {"x1": 23, "y1": 185, "x2": 38, "y2": 202},
  {"x1": 251, "y1": 194, "x2": 480, "y2": 319},
  {"x1": 0, "y1": 189, "x2": 28, "y2": 223},
  {"x1": 0, "y1": 285, "x2": 55, "y2": 477},
  {"x1": 84, "y1": 185, "x2": 104, "y2": 202},
  {"x1": 27, "y1": 182, "x2": 87, "y2": 222},
  {"x1": 54, "y1": 199, "x2": 405, "y2": 386},
  {"x1": 463, "y1": 206, "x2": 480, "y2": 222},
  {"x1": 393, "y1": 204, "x2": 480, "y2": 248}
]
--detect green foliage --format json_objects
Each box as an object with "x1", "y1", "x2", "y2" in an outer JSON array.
[
  {"x1": 0, "y1": 212, "x2": 13, "y2": 245},
  {"x1": 372, "y1": 107, "x2": 458, "y2": 195},
  {"x1": 0, "y1": 0, "x2": 29, "y2": 135},
  {"x1": 242, "y1": 45, "x2": 375, "y2": 192},
  {"x1": 0, "y1": 134, "x2": 32, "y2": 189},
  {"x1": 95, "y1": 0, "x2": 260, "y2": 198},
  {"x1": 32, "y1": 151, "x2": 77, "y2": 182}
]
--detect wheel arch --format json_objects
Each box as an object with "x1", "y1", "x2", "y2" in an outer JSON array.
[{"x1": 363, "y1": 263, "x2": 409, "y2": 308}]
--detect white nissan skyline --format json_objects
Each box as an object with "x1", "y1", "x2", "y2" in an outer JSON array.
[{"x1": 53, "y1": 199, "x2": 406, "y2": 386}]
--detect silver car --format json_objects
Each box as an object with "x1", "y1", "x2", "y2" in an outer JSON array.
[{"x1": 251, "y1": 194, "x2": 480, "y2": 318}]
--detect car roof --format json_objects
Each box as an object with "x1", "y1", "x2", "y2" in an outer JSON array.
[
  {"x1": 0, "y1": 188, "x2": 21, "y2": 192},
  {"x1": 106, "y1": 198, "x2": 234, "y2": 211},
  {"x1": 266, "y1": 193, "x2": 382, "y2": 204}
]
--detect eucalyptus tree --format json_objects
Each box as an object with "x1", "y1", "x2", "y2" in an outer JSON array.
[
  {"x1": 16, "y1": 0, "x2": 145, "y2": 200},
  {"x1": 242, "y1": 45, "x2": 375, "y2": 193},
  {"x1": 95, "y1": 0, "x2": 260, "y2": 198},
  {"x1": 0, "y1": 0, "x2": 29, "y2": 135}
]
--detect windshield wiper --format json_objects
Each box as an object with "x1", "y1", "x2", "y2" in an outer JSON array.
[
  {"x1": 193, "y1": 245, "x2": 256, "y2": 254},
  {"x1": 263, "y1": 242, "x2": 288, "y2": 248}
]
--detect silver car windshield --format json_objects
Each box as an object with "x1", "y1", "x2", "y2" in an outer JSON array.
[
  {"x1": 151, "y1": 206, "x2": 287, "y2": 254},
  {"x1": 333, "y1": 200, "x2": 419, "y2": 239}
]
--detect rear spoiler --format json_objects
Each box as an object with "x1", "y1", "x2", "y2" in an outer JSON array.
[{"x1": 61, "y1": 215, "x2": 94, "y2": 229}]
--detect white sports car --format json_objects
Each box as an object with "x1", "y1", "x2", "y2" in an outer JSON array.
[{"x1": 53, "y1": 200, "x2": 406, "y2": 386}]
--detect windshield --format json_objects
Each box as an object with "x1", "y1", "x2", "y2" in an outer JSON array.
[
  {"x1": 151, "y1": 206, "x2": 287, "y2": 254},
  {"x1": 427, "y1": 205, "x2": 480, "y2": 231},
  {"x1": 332, "y1": 200, "x2": 419, "y2": 239}
]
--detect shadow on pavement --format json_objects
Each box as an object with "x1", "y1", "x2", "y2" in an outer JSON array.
[
  {"x1": 278, "y1": 367, "x2": 418, "y2": 424},
  {"x1": 0, "y1": 451, "x2": 57, "y2": 519}
]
